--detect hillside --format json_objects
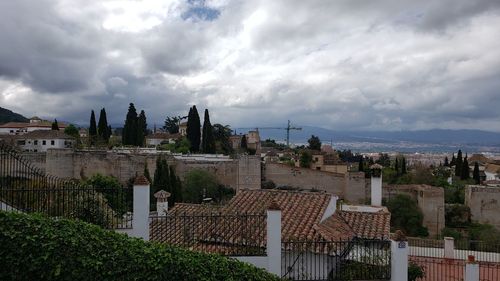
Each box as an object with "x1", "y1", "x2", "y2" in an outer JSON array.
[{"x1": 0, "y1": 107, "x2": 28, "y2": 124}]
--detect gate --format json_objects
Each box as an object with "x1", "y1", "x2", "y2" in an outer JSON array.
[
  {"x1": 281, "y1": 239, "x2": 391, "y2": 280},
  {"x1": 0, "y1": 142, "x2": 132, "y2": 229}
]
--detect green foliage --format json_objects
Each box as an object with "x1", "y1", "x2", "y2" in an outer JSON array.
[
  {"x1": 0, "y1": 106, "x2": 29, "y2": 124},
  {"x1": 159, "y1": 137, "x2": 191, "y2": 154},
  {"x1": 84, "y1": 174, "x2": 130, "y2": 216},
  {"x1": 89, "y1": 110, "x2": 97, "y2": 145},
  {"x1": 164, "y1": 116, "x2": 180, "y2": 134},
  {"x1": 445, "y1": 204, "x2": 470, "y2": 228},
  {"x1": 408, "y1": 262, "x2": 425, "y2": 281},
  {"x1": 461, "y1": 155, "x2": 470, "y2": 180},
  {"x1": 0, "y1": 211, "x2": 280, "y2": 281},
  {"x1": 455, "y1": 150, "x2": 463, "y2": 177},
  {"x1": 441, "y1": 227, "x2": 464, "y2": 240},
  {"x1": 183, "y1": 169, "x2": 234, "y2": 204},
  {"x1": 122, "y1": 103, "x2": 137, "y2": 146},
  {"x1": 187, "y1": 106, "x2": 201, "y2": 152},
  {"x1": 299, "y1": 151, "x2": 313, "y2": 168},
  {"x1": 213, "y1": 123, "x2": 233, "y2": 154},
  {"x1": 385, "y1": 194, "x2": 429, "y2": 237},
  {"x1": 331, "y1": 261, "x2": 390, "y2": 281},
  {"x1": 137, "y1": 110, "x2": 147, "y2": 147},
  {"x1": 261, "y1": 138, "x2": 287, "y2": 150},
  {"x1": 64, "y1": 124, "x2": 79, "y2": 138},
  {"x1": 468, "y1": 223, "x2": 500, "y2": 244},
  {"x1": 97, "y1": 108, "x2": 110, "y2": 143},
  {"x1": 444, "y1": 183, "x2": 465, "y2": 204},
  {"x1": 51, "y1": 119, "x2": 59, "y2": 130},
  {"x1": 376, "y1": 153, "x2": 391, "y2": 167},
  {"x1": 201, "y1": 109, "x2": 216, "y2": 154},
  {"x1": 307, "y1": 135, "x2": 321, "y2": 150},
  {"x1": 473, "y1": 162, "x2": 480, "y2": 184}
]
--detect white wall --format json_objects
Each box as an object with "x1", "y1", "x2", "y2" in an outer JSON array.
[{"x1": 20, "y1": 138, "x2": 74, "y2": 152}]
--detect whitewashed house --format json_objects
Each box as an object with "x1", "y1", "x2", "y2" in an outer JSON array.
[
  {"x1": 0, "y1": 116, "x2": 66, "y2": 135},
  {"x1": 18, "y1": 130, "x2": 75, "y2": 152}
]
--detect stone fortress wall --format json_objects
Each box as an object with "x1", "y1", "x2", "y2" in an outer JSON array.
[{"x1": 466, "y1": 185, "x2": 500, "y2": 231}]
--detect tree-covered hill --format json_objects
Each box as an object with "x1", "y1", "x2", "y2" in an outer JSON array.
[{"x1": 0, "y1": 107, "x2": 28, "y2": 124}]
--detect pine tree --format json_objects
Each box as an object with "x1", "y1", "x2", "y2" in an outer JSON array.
[
  {"x1": 444, "y1": 157, "x2": 449, "y2": 167},
  {"x1": 455, "y1": 150, "x2": 463, "y2": 177},
  {"x1": 461, "y1": 154, "x2": 470, "y2": 180},
  {"x1": 97, "y1": 108, "x2": 109, "y2": 143},
  {"x1": 123, "y1": 103, "x2": 138, "y2": 146},
  {"x1": 137, "y1": 110, "x2": 147, "y2": 147},
  {"x1": 51, "y1": 119, "x2": 59, "y2": 130},
  {"x1": 401, "y1": 157, "x2": 407, "y2": 174},
  {"x1": 89, "y1": 110, "x2": 97, "y2": 146},
  {"x1": 201, "y1": 109, "x2": 216, "y2": 153},
  {"x1": 473, "y1": 162, "x2": 480, "y2": 184}
]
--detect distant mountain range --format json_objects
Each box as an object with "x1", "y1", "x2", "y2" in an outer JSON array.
[
  {"x1": 252, "y1": 126, "x2": 500, "y2": 153},
  {"x1": 0, "y1": 107, "x2": 29, "y2": 124}
]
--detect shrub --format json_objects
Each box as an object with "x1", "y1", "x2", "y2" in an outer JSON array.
[
  {"x1": 0, "y1": 211, "x2": 280, "y2": 281},
  {"x1": 408, "y1": 262, "x2": 425, "y2": 281}
]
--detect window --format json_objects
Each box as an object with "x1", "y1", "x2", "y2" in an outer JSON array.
[
  {"x1": 316, "y1": 167, "x2": 321, "y2": 170},
  {"x1": 51, "y1": 140, "x2": 55, "y2": 145},
  {"x1": 17, "y1": 140, "x2": 26, "y2": 145},
  {"x1": 42, "y1": 140, "x2": 46, "y2": 145},
  {"x1": 34, "y1": 140, "x2": 38, "y2": 145}
]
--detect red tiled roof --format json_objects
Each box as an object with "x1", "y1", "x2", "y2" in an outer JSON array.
[
  {"x1": 0, "y1": 121, "x2": 67, "y2": 129},
  {"x1": 22, "y1": 130, "x2": 74, "y2": 139}
]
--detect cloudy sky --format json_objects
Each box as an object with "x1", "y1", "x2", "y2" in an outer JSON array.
[{"x1": 1, "y1": 0, "x2": 500, "y2": 132}]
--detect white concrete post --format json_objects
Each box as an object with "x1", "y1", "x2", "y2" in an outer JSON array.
[
  {"x1": 370, "y1": 164, "x2": 383, "y2": 206},
  {"x1": 267, "y1": 201, "x2": 282, "y2": 277},
  {"x1": 444, "y1": 237, "x2": 454, "y2": 259},
  {"x1": 154, "y1": 190, "x2": 171, "y2": 216},
  {"x1": 465, "y1": 256, "x2": 479, "y2": 281},
  {"x1": 132, "y1": 175, "x2": 150, "y2": 241},
  {"x1": 391, "y1": 234, "x2": 408, "y2": 281}
]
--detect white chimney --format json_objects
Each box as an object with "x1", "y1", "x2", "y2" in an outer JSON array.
[
  {"x1": 154, "y1": 190, "x2": 171, "y2": 216},
  {"x1": 370, "y1": 164, "x2": 383, "y2": 206},
  {"x1": 321, "y1": 195, "x2": 339, "y2": 222}
]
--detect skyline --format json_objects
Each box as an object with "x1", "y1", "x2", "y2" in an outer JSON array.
[{"x1": 1, "y1": 0, "x2": 500, "y2": 132}]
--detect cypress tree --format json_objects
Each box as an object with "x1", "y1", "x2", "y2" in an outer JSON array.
[
  {"x1": 186, "y1": 106, "x2": 201, "y2": 152},
  {"x1": 123, "y1": 103, "x2": 138, "y2": 146},
  {"x1": 450, "y1": 154, "x2": 456, "y2": 167},
  {"x1": 358, "y1": 157, "x2": 364, "y2": 172},
  {"x1": 137, "y1": 110, "x2": 147, "y2": 147},
  {"x1": 144, "y1": 161, "x2": 152, "y2": 184},
  {"x1": 97, "y1": 108, "x2": 109, "y2": 143},
  {"x1": 89, "y1": 110, "x2": 97, "y2": 146},
  {"x1": 395, "y1": 158, "x2": 400, "y2": 176},
  {"x1": 201, "y1": 109, "x2": 216, "y2": 153},
  {"x1": 169, "y1": 166, "x2": 179, "y2": 206},
  {"x1": 444, "y1": 157, "x2": 449, "y2": 167},
  {"x1": 241, "y1": 135, "x2": 247, "y2": 149},
  {"x1": 473, "y1": 162, "x2": 480, "y2": 184},
  {"x1": 401, "y1": 157, "x2": 407, "y2": 174},
  {"x1": 51, "y1": 119, "x2": 59, "y2": 130},
  {"x1": 461, "y1": 154, "x2": 470, "y2": 180},
  {"x1": 455, "y1": 150, "x2": 463, "y2": 177}
]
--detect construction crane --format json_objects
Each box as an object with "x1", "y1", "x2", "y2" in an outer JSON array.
[{"x1": 237, "y1": 120, "x2": 302, "y2": 147}]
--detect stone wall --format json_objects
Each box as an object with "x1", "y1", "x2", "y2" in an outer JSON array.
[
  {"x1": 263, "y1": 163, "x2": 367, "y2": 203},
  {"x1": 383, "y1": 185, "x2": 445, "y2": 237},
  {"x1": 465, "y1": 185, "x2": 500, "y2": 231}
]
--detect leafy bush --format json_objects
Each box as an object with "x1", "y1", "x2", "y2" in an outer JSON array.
[
  {"x1": 385, "y1": 194, "x2": 429, "y2": 237},
  {"x1": 84, "y1": 174, "x2": 131, "y2": 215},
  {"x1": 408, "y1": 262, "x2": 425, "y2": 281},
  {"x1": 0, "y1": 211, "x2": 280, "y2": 281}
]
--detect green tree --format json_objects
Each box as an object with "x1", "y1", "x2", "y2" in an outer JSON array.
[
  {"x1": 152, "y1": 157, "x2": 170, "y2": 210},
  {"x1": 201, "y1": 109, "x2": 216, "y2": 154},
  {"x1": 307, "y1": 135, "x2": 321, "y2": 150},
  {"x1": 213, "y1": 123, "x2": 233, "y2": 154},
  {"x1": 444, "y1": 157, "x2": 449, "y2": 167},
  {"x1": 358, "y1": 157, "x2": 364, "y2": 172},
  {"x1": 461, "y1": 155, "x2": 470, "y2": 180},
  {"x1": 122, "y1": 103, "x2": 138, "y2": 146},
  {"x1": 137, "y1": 110, "x2": 147, "y2": 147},
  {"x1": 169, "y1": 166, "x2": 182, "y2": 205},
  {"x1": 299, "y1": 151, "x2": 313, "y2": 168},
  {"x1": 385, "y1": 194, "x2": 429, "y2": 237},
  {"x1": 377, "y1": 153, "x2": 391, "y2": 167},
  {"x1": 455, "y1": 150, "x2": 463, "y2": 177},
  {"x1": 473, "y1": 162, "x2": 480, "y2": 184},
  {"x1": 187, "y1": 106, "x2": 201, "y2": 152},
  {"x1": 64, "y1": 124, "x2": 79, "y2": 138},
  {"x1": 450, "y1": 154, "x2": 456, "y2": 167},
  {"x1": 395, "y1": 158, "x2": 400, "y2": 176},
  {"x1": 183, "y1": 169, "x2": 233, "y2": 203},
  {"x1": 84, "y1": 174, "x2": 129, "y2": 215},
  {"x1": 89, "y1": 110, "x2": 97, "y2": 146},
  {"x1": 401, "y1": 157, "x2": 407, "y2": 174},
  {"x1": 51, "y1": 119, "x2": 59, "y2": 130},
  {"x1": 97, "y1": 108, "x2": 109, "y2": 143},
  {"x1": 144, "y1": 162, "x2": 152, "y2": 184},
  {"x1": 164, "y1": 116, "x2": 180, "y2": 134},
  {"x1": 241, "y1": 135, "x2": 247, "y2": 150}
]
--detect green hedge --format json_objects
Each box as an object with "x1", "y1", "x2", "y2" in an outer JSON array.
[{"x1": 0, "y1": 211, "x2": 280, "y2": 281}]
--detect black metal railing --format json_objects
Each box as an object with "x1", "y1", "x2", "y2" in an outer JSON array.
[
  {"x1": 150, "y1": 213, "x2": 267, "y2": 256},
  {"x1": 0, "y1": 142, "x2": 132, "y2": 229},
  {"x1": 281, "y1": 239, "x2": 391, "y2": 281}
]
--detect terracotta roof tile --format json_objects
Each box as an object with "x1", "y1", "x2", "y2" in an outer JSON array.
[{"x1": 134, "y1": 175, "x2": 150, "y2": 186}]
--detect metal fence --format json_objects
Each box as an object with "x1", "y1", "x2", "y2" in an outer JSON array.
[
  {"x1": 0, "y1": 142, "x2": 132, "y2": 229},
  {"x1": 150, "y1": 212, "x2": 267, "y2": 256},
  {"x1": 281, "y1": 239, "x2": 391, "y2": 281}
]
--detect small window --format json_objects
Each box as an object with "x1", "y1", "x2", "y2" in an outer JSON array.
[
  {"x1": 34, "y1": 140, "x2": 38, "y2": 145},
  {"x1": 316, "y1": 167, "x2": 321, "y2": 170},
  {"x1": 51, "y1": 140, "x2": 55, "y2": 145},
  {"x1": 42, "y1": 140, "x2": 46, "y2": 145}
]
